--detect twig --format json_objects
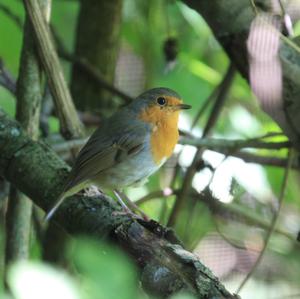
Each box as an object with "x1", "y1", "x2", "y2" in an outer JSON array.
[
  {"x1": 236, "y1": 149, "x2": 293, "y2": 293},
  {"x1": 136, "y1": 189, "x2": 296, "y2": 242},
  {"x1": 271, "y1": 294, "x2": 300, "y2": 299},
  {"x1": 249, "y1": 0, "x2": 258, "y2": 15},
  {"x1": 136, "y1": 190, "x2": 176, "y2": 205},
  {"x1": 0, "y1": 179, "x2": 9, "y2": 205},
  {"x1": 213, "y1": 218, "x2": 260, "y2": 253},
  {"x1": 40, "y1": 84, "x2": 53, "y2": 137},
  {"x1": 191, "y1": 85, "x2": 220, "y2": 128},
  {"x1": 178, "y1": 133, "x2": 295, "y2": 169},
  {"x1": 23, "y1": 0, "x2": 84, "y2": 139},
  {"x1": 0, "y1": 1, "x2": 132, "y2": 105},
  {"x1": 168, "y1": 63, "x2": 236, "y2": 227},
  {"x1": 227, "y1": 150, "x2": 297, "y2": 168},
  {"x1": 58, "y1": 50, "x2": 133, "y2": 104},
  {"x1": 168, "y1": 65, "x2": 235, "y2": 214},
  {"x1": 0, "y1": 60, "x2": 17, "y2": 95},
  {"x1": 51, "y1": 138, "x2": 88, "y2": 154},
  {"x1": 50, "y1": 24, "x2": 133, "y2": 103},
  {"x1": 0, "y1": 3, "x2": 23, "y2": 28},
  {"x1": 179, "y1": 137, "x2": 291, "y2": 150},
  {"x1": 182, "y1": 156, "x2": 227, "y2": 242}
]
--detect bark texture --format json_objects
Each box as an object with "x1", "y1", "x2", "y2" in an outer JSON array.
[
  {"x1": 71, "y1": 0, "x2": 122, "y2": 113},
  {"x1": 0, "y1": 110, "x2": 237, "y2": 299},
  {"x1": 5, "y1": 12, "x2": 42, "y2": 265}
]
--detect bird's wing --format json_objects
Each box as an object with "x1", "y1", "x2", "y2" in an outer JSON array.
[{"x1": 63, "y1": 114, "x2": 149, "y2": 193}]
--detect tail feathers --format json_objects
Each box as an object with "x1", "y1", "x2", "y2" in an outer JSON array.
[
  {"x1": 44, "y1": 181, "x2": 89, "y2": 221},
  {"x1": 44, "y1": 194, "x2": 66, "y2": 221}
]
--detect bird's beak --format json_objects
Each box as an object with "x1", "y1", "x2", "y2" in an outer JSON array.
[{"x1": 174, "y1": 103, "x2": 192, "y2": 110}]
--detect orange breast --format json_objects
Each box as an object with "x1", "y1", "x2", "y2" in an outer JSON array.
[{"x1": 139, "y1": 106, "x2": 179, "y2": 165}]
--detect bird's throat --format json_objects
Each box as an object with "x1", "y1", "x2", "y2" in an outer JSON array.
[{"x1": 140, "y1": 107, "x2": 179, "y2": 164}]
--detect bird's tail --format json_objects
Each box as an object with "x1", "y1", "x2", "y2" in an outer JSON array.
[
  {"x1": 45, "y1": 181, "x2": 88, "y2": 221},
  {"x1": 44, "y1": 193, "x2": 67, "y2": 221}
]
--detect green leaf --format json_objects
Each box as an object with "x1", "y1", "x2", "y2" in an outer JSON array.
[{"x1": 67, "y1": 237, "x2": 138, "y2": 299}]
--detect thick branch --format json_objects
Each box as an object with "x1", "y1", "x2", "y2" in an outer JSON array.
[{"x1": 0, "y1": 110, "x2": 236, "y2": 299}]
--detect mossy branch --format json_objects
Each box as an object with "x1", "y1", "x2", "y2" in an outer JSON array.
[
  {"x1": 5, "y1": 5, "x2": 44, "y2": 267},
  {"x1": 0, "y1": 109, "x2": 237, "y2": 299}
]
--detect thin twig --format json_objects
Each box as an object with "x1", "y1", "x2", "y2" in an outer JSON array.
[
  {"x1": 249, "y1": 0, "x2": 258, "y2": 15},
  {"x1": 136, "y1": 189, "x2": 176, "y2": 205},
  {"x1": 167, "y1": 63, "x2": 236, "y2": 227},
  {"x1": 179, "y1": 137, "x2": 291, "y2": 150},
  {"x1": 169, "y1": 68, "x2": 226, "y2": 191},
  {"x1": 0, "y1": 3, "x2": 23, "y2": 28},
  {"x1": 227, "y1": 150, "x2": 297, "y2": 169},
  {"x1": 58, "y1": 50, "x2": 133, "y2": 103},
  {"x1": 213, "y1": 218, "x2": 260, "y2": 253},
  {"x1": 182, "y1": 156, "x2": 227, "y2": 242},
  {"x1": 135, "y1": 188, "x2": 296, "y2": 242},
  {"x1": 236, "y1": 149, "x2": 293, "y2": 293},
  {"x1": 191, "y1": 86, "x2": 219, "y2": 128},
  {"x1": 50, "y1": 23, "x2": 133, "y2": 104},
  {"x1": 0, "y1": 60, "x2": 17, "y2": 95},
  {"x1": 271, "y1": 294, "x2": 300, "y2": 299},
  {"x1": 0, "y1": 1, "x2": 132, "y2": 104},
  {"x1": 51, "y1": 138, "x2": 88, "y2": 153}
]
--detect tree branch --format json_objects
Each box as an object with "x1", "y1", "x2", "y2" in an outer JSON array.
[
  {"x1": 183, "y1": 0, "x2": 300, "y2": 149},
  {"x1": 135, "y1": 189, "x2": 296, "y2": 242},
  {"x1": 179, "y1": 137, "x2": 291, "y2": 151},
  {"x1": 168, "y1": 64, "x2": 236, "y2": 227},
  {"x1": 59, "y1": 50, "x2": 133, "y2": 104},
  {"x1": 22, "y1": 0, "x2": 84, "y2": 139},
  {"x1": 0, "y1": 109, "x2": 237, "y2": 299},
  {"x1": 5, "y1": 1, "x2": 44, "y2": 268}
]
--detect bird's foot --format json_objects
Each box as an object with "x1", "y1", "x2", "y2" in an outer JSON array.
[
  {"x1": 113, "y1": 190, "x2": 149, "y2": 221},
  {"x1": 84, "y1": 185, "x2": 103, "y2": 197},
  {"x1": 111, "y1": 208, "x2": 142, "y2": 220}
]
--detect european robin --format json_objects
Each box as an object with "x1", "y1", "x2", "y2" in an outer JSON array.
[{"x1": 46, "y1": 87, "x2": 191, "y2": 220}]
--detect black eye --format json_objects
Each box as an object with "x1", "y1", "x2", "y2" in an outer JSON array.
[{"x1": 157, "y1": 97, "x2": 166, "y2": 106}]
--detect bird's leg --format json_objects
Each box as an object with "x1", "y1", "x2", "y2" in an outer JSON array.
[
  {"x1": 114, "y1": 189, "x2": 149, "y2": 221},
  {"x1": 113, "y1": 189, "x2": 131, "y2": 211},
  {"x1": 84, "y1": 185, "x2": 103, "y2": 197},
  {"x1": 113, "y1": 190, "x2": 139, "y2": 218}
]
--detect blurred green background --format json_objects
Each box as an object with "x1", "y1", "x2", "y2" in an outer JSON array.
[{"x1": 0, "y1": 1, "x2": 300, "y2": 299}]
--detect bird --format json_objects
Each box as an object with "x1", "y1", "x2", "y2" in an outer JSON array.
[{"x1": 45, "y1": 87, "x2": 191, "y2": 220}]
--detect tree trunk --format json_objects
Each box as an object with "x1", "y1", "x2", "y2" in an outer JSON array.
[{"x1": 71, "y1": 0, "x2": 123, "y2": 114}]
